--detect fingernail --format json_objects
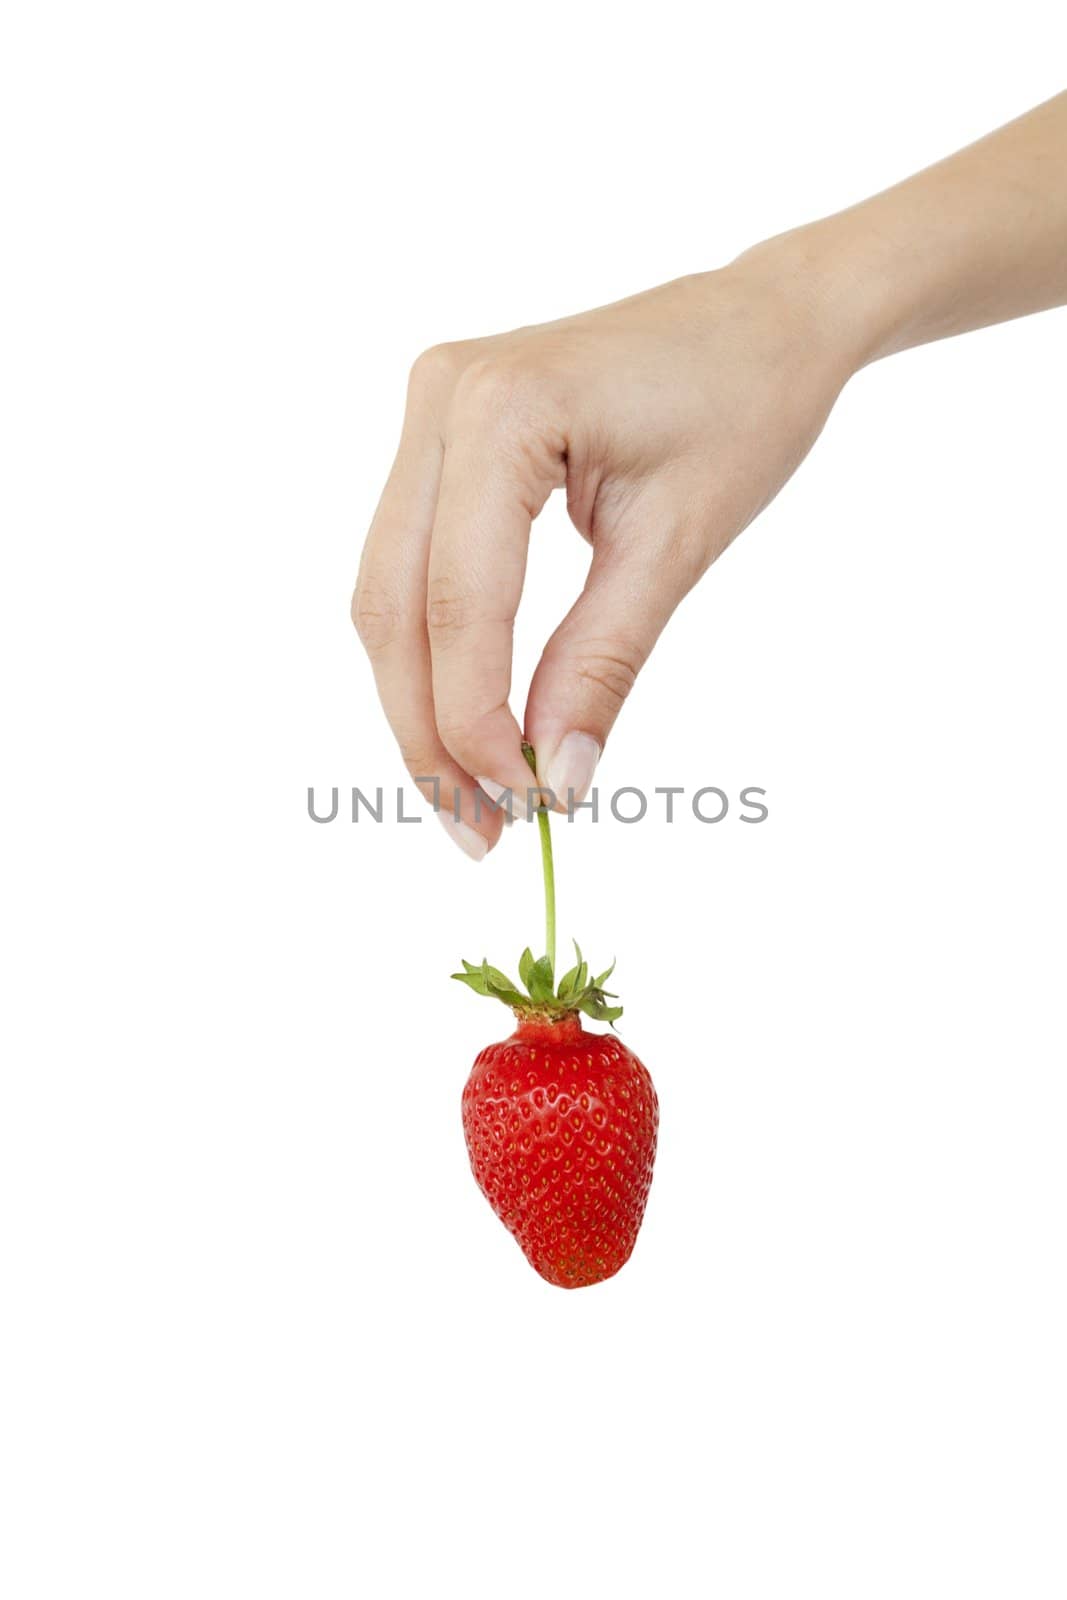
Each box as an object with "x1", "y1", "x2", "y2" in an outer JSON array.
[
  {"x1": 437, "y1": 811, "x2": 489, "y2": 861},
  {"x1": 543, "y1": 732, "x2": 601, "y2": 810},
  {"x1": 475, "y1": 777, "x2": 514, "y2": 827}
]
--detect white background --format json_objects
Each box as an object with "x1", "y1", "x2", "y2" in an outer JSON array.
[{"x1": 3, "y1": 4, "x2": 1066, "y2": 1596}]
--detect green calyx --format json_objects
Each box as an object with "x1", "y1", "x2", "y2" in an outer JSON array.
[{"x1": 452, "y1": 941, "x2": 622, "y2": 1025}]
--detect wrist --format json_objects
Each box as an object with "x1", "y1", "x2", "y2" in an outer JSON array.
[{"x1": 733, "y1": 213, "x2": 909, "y2": 376}]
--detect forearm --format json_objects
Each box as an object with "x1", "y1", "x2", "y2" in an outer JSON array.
[{"x1": 750, "y1": 91, "x2": 1067, "y2": 370}]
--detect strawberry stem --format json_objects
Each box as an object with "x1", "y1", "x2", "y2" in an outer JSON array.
[
  {"x1": 523, "y1": 742, "x2": 555, "y2": 974},
  {"x1": 452, "y1": 747, "x2": 620, "y2": 1024}
]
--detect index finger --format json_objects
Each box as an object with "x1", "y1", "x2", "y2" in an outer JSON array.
[{"x1": 427, "y1": 366, "x2": 565, "y2": 798}]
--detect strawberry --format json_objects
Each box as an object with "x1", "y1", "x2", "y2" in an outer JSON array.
[
  {"x1": 453, "y1": 746, "x2": 658, "y2": 1288},
  {"x1": 459, "y1": 993, "x2": 658, "y2": 1288}
]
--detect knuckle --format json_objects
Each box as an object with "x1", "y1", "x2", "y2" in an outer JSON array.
[
  {"x1": 351, "y1": 579, "x2": 401, "y2": 656},
  {"x1": 573, "y1": 640, "x2": 645, "y2": 712},
  {"x1": 426, "y1": 578, "x2": 477, "y2": 641},
  {"x1": 450, "y1": 356, "x2": 537, "y2": 429},
  {"x1": 408, "y1": 341, "x2": 464, "y2": 396}
]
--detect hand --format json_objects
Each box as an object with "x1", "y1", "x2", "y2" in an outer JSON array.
[
  {"x1": 353, "y1": 250, "x2": 853, "y2": 856},
  {"x1": 354, "y1": 92, "x2": 1067, "y2": 858}
]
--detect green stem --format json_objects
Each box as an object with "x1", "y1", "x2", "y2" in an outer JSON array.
[
  {"x1": 523, "y1": 743, "x2": 556, "y2": 973},
  {"x1": 537, "y1": 807, "x2": 556, "y2": 975}
]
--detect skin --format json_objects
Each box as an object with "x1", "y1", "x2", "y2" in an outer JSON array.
[{"x1": 354, "y1": 92, "x2": 1067, "y2": 858}]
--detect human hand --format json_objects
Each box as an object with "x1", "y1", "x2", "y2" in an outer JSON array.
[
  {"x1": 354, "y1": 91, "x2": 1067, "y2": 858},
  {"x1": 353, "y1": 248, "x2": 854, "y2": 857}
]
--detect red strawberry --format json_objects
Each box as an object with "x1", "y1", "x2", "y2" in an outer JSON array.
[
  {"x1": 461, "y1": 1011, "x2": 658, "y2": 1288},
  {"x1": 453, "y1": 743, "x2": 659, "y2": 1288}
]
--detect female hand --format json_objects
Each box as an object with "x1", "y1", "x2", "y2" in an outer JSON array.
[
  {"x1": 353, "y1": 91, "x2": 1067, "y2": 857},
  {"x1": 352, "y1": 250, "x2": 852, "y2": 856}
]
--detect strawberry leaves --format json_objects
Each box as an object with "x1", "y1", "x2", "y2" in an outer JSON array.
[
  {"x1": 452, "y1": 959, "x2": 526, "y2": 1009},
  {"x1": 452, "y1": 939, "x2": 622, "y2": 1026}
]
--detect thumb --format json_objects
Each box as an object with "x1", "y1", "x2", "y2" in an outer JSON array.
[{"x1": 524, "y1": 528, "x2": 697, "y2": 811}]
